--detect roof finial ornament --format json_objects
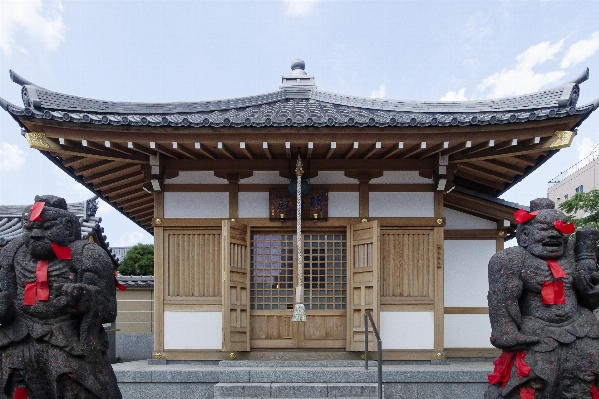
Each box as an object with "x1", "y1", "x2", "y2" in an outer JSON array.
[
  {"x1": 291, "y1": 59, "x2": 306, "y2": 72},
  {"x1": 281, "y1": 59, "x2": 315, "y2": 95}
]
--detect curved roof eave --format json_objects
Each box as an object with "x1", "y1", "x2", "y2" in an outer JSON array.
[{"x1": 3, "y1": 68, "x2": 595, "y2": 129}]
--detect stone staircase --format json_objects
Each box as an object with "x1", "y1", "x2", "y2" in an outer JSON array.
[{"x1": 214, "y1": 360, "x2": 379, "y2": 398}]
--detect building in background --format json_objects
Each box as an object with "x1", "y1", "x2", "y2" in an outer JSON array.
[
  {"x1": 1, "y1": 61, "x2": 597, "y2": 361},
  {"x1": 548, "y1": 144, "x2": 599, "y2": 215}
]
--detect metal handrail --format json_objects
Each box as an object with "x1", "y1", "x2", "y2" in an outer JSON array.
[{"x1": 364, "y1": 310, "x2": 382, "y2": 399}]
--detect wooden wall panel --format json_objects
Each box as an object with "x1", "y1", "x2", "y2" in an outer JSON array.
[
  {"x1": 166, "y1": 230, "x2": 222, "y2": 297},
  {"x1": 381, "y1": 229, "x2": 434, "y2": 302}
]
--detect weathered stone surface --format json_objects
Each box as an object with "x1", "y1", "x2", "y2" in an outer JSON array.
[
  {"x1": 0, "y1": 195, "x2": 121, "y2": 398},
  {"x1": 486, "y1": 198, "x2": 599, "y2": 397}
]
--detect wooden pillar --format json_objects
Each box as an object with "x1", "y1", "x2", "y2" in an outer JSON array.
[
  {"x1": 153, "y1": 191, "x2": 164, "y2": 358},
  {"x1": 228, "y1": 173, "x2": 240, "y2": 219},
  {"x1": 433, "y1": 191, "x2": 445, "y2": 361},
  {"x1": 358, "y1": 174, "x2": 371, "y2": 219}
]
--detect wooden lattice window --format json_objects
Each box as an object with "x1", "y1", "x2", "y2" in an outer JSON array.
[
  {"x1": 303, "y1": 234, "x2": 347, "y2": 310},
  {"x1": 250, "y1": 234, "x2": 294, "y2": 310}
]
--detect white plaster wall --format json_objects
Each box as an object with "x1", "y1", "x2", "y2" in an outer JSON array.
[
  {"x1": 238, "y1": 192, "x2": 270, "y2": 218},
  {"x1": 444, "y1": 314, "x2": 494, "y2": 348},
  {"x1": 164, "y1": 192, "x2": 229, "y2": 218},
  {"x1": 239, "y1": 171, "x2": 289, "y2": 184},
  {"x1": 310, "y1": 171, "x2": 358, "y2": 184},
  {"x1": 164, "y1": 311, "x2": 222, "y2": 349},
  {"x1": 369, "y1": 192, "x2": 434, "y2": 217},
  {"x1": 380, "y1": 312, "x2": 434, "y2": 349},
  {"x1": 370, "y1": 171, "x2": 433, "y2": 184},
  {"x1": 164, "y1": 171, "x2": 227, "y2": 184},
  {"x1": 444, "y1": 208, "x2": 497, "y2": 230},
  {"x1": 329, "y1": 192, "x2": 359, "y2": 217},
  {"x1": 444, "y1": 240, "x2": 496, "y2": 307}
]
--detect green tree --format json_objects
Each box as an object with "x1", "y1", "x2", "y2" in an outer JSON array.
[
  {"x1": 558, "y1": 189, "x2": 599, "y2": 230},
  {"x1": 118, "y1": 244, "x2": 154, "y2": 275}
]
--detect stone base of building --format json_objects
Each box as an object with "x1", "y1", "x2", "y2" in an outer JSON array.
[{"x1": 114, "y1": 359, "x2": 491, "y2": 398}]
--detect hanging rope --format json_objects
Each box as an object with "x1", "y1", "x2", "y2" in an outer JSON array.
[{"x1": 292, "y1": 151, "x2": 307, "y2": 322}]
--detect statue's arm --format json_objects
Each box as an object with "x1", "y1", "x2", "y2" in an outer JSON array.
[
  {"x1": 572, "y1": 227, "x2": 599, "y2": 310},
  {"x1": 488, "y1": 248, "x2": 539, "y2": 350},
  {"x1": 57, "y1": 243, "x2": 117, "y2": 323},
  {"x1": 0, "y1": 239, "x2": 21, "y2": 324}
]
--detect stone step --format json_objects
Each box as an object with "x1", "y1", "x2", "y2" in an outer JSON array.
[
  {"x1": 214, "y1": 382, "x2": 379, "y2": 398},
  {"x1": 220, "y1": 360, "x2": 378, "y2": 368}
]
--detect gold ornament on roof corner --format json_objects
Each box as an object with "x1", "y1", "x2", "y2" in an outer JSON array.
[
  {"x1": 25, "y1": 132, "x2": 50, "y2": 150},
  {"x1": 549, "y1": 131, "x2": 575, "y2": 149}
]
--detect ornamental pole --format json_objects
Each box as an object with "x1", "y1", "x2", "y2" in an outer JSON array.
[{"x1": 291, "y1": 152, "x2": 307, "y2": 322}]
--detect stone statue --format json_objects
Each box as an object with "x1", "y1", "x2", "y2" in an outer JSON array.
[
  {"x1": 0, "y1": 195, "x2": 121, "y2": 398},
  {"x1": 486, "y1": 198, "x2": 599, "y2": 399}
]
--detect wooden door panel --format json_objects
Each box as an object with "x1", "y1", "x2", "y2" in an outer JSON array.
[
  {"x1": 222, "y1": 221, "x2": 250, "y2": 352},
  {"x1": 250, "y1": 312, "x2": 295, "y2": 348},
  {"x1": 347, "y1": 221, "x2": 380, "y2": 352}
]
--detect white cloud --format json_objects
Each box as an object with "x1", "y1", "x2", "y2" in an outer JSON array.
[
  {"x1": 440, "y1": 88, "x2": 467, "y2": 101},
  {"x1": 577, "y1": 137, "x2": 596, "y2": 163},
  {"x1": 0, "y1": 142, "x2": 26, "y2": 171},
  {"x1": 370, "y1": 85, "x2": 386, "y2": 99},
  {"x1": 560, "y1": 31, "x2": 599, "y2": 69},
  {"x1": 477, "y1": 40, "x2": 565, "y2": 98},
  {"x1": 0, "y1": 0, "x2": 65, "y2": 55},
  {"x1": 284, "y1": 0, "x2": 320, "y2": 17},
  {"x1": 115, "y1": 231, "x2": 145, "y2": 247}
]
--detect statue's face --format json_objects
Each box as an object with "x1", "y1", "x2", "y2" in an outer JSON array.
[
  {"x1": 518, "y1": 210, "x2": 569, "y2": 259},
  {"x1": 22, "y1": 208, "x2": 74, "y2": 259}
]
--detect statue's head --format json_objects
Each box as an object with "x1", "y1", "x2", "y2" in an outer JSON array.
[
  {"x1": 517, "y1": 198, "x2": 570, "y2": 259},
  {"x1": 21, "y1": 195, "x2": 81, "y2": 259}
]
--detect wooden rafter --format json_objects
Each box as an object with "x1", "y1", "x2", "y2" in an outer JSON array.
[
  {"x1": 105, "y1": 141, "x2": 138, "y2": 156},
  {"x1": 454, "y1": 171, "x2": 505, "y2": 190},
  {"x1": 85, "y1": 165, "x2": 139, "y2": 184},
  {"x1": 127, "y1": 142, "x2": 155, "y2": 157},
  {"x1": 418, "y1": 141, "x2": 449, "y2": 159},
  {"x1": 443, "y1": 141, "x2": 471, "y2": 157},
  {"x1": 171, "y1": 142, "x2": 199, "y2": 159},
  {"x1": 46, "y1": 139, "x2": 147, "y2": 163},
  {"x1": 400, "y1": 142, "x2": 427, "y2": 159},
  {"x1": 344, "y1": 142, "x2": 358, "y2": 159},
  {"x1": 102, "y1": 180, "x2": 145, "y2": 196},
  {"x1": 62, "y1": 156, "x2": 86, "y2": 167},
  {"x1": 97, "y1": 171, "x2": 141, "y2": 188},
  {"x1": 73, "y1": 160, "x2": 112, "y2": 174},
  {"x1": 263, "y1": 142, "x2": 272, "y2": 159},
  {"x1": 457, "y1": 164, "x2": 513, "y2": 183},
  {"x1": 482, "y1": 159, "x2": 526, "y2": 174},
  {"x1": 240, "y1": 142, "x2": 254, "y2": 159},
  {"x1": 150, "y1": 142, "x2": 178, "y2": 159},
  {"x1": 326, "y1": 142, "x2": 336, "y2": 159},
  {"x1": 363, "y1": 142, "x2": 381, "y2": 159},
  {"x1": 194, "y1": 143, "x2": 216, "y2": 159},
  {"x1": 218, "y1": 142, "x2": 235, "y2": 159},
  {"x1": 382, "y1": 142, "x2": 404, "y2": 159}
]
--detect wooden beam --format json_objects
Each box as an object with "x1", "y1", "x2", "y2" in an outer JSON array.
[
  {"x1": 326, "y1": 142, "x2": 336, "y2": 159},
  {"x1": 240, "y1": 142, "x2": 254, "y2": 159},
  {"x1": 344, "y1": 142, "x2": 359, "y2": 159},
  {"x1": 164, "y1": 158, "x2": 435, "y2": 172},
  {"x1": 58, "y1": 138, "x2": 77, "y2": 147},
  {"x1": 514, "y1": 155, "x2": 538, "y2": 166},
  {"x1": 443, "y1": 141, "x2": 471, "y2": 157},
  {"x1": 126, "y1": 142, "x2": 154, "y2": 157},
  {"x1": 85, "y1": 165, "x2": 139, "y2": 184},
  {"x1": 461, "y1": 140, "x2": 495, "y2": 156},
  {"x1": 62, "y1": 156, "x2": 86, "y2": 167},
  {"x1": 73, "y1": 160, "x2": 112, "y2": 174},
  {"x1": 150, "y1": 142, "x2": 177, "y2": 159},
  {"x1": 382, "y1": 142, "x2": 404, "y2": 159},
  {"x1": 218, "y1": 142, "x2": 234, "y2": 159},
  {"x1": 96, "y1": 171, "x2": 141, "y2": 188},
  {"x1": 82, "y1": 140, "x2": 108, "y2": 152},
  {"x1": 521, "y1": 136, "x2": 542, "y2": 146},
  {"x1": 285, "y1": 142, "x2": 291, "y2": 158},
  {"x1": 172, "y1": 142, "x2": 198, "y2": 159},
  {"x1": 458, "y1": 164, "x2": 512, "y2": 183},
  {"x1": 263, "y1": 142, "x2": 272, "y2": 159},
  {"x1": 105, "y1": 141, "x2": 137, "y2": 156},
  {"x1": 453, "y1": 144, "x2": 545, "y2": 163},
  {"x1": 492, "y1": 139, "x2": 518, "y2": 151},
  {"x1": 45, "y1": 139, "x2": 147, "y2": 163},
  {"x1": 400, "y1": 142, "x2": 427, "y2": 159},
  {"x1": 194, "y1": 142, "x2": 216, "y2": 159},
  {"x1": 307, "y1": 142, "x2": 314, "y2": 158},
  {"x1": 418, "y1": 141, "x2": 449, "y2": 159},
  {"x1": 481, "y1": 159, "x2": 526, "y2": 174},
  {"x1": 363, "y1": 142, "x2": 382, "y2": 159},
  {"x1": 102, "y1": 179, "x2": 146, "y2": 196},
  {"x1": 454, "y1": 171, "x2": 506, "y2": 190}
]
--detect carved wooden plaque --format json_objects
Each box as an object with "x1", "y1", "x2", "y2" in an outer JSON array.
[{"x1": 269, "y1": 188, "x2": 328, "y2": 220}]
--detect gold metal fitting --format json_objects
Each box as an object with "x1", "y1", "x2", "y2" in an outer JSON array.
[
  {"x1": 153, "y1": 352, "x2": 162, "y2": 360},
  {"x1": 436, "y1": 352, "x2": 443, "y2": 360},
  {"x1": 230, "y1": 352, "x2": 237, "y2": 360},
  {"x1": 154, "y1": 218, "x2": 162, "y2": 225},
  {"x1": 280, "y1": 213, "x2": 285, "y2": 220},
  {"x1": 360, "y1": 353, "x2": 365, "y2": 360},
  {"x1": 313, "y1": 214, "x2": 318, "y2": 220},
  {"x1": 231, "y1": 218, "x2": 235, "y2": 223},
  {"x1": 436, "y1": 218, "x2": 443, "y2": 225},
  {"x1": 498, "y1": 230, "x2": 505, "y2": 237},
  {"x1": 361, "y1": 218, "x2": 368, "y2": 223}
]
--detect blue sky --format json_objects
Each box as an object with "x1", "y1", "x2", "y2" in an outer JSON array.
[{"x1": 1, "y1": 0, "x2": 599, "y2": 246}]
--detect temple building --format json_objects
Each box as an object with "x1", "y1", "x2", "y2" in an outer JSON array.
[{"x1": 1, "y1": 61, "x2": 597, "y2": 361}]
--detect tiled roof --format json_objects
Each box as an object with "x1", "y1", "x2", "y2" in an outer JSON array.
[
  {"x1": 116, "y1": 275, "x2": 154, "y2": 287},
  {"x1": 454, "y1": 186, "x2": 529, "y2": 211},
  {"x1": 2, "y1": 67, "x2": 596, "y2": 129},
  {"x1": 0, "y1": 197, "x2": 119, "y2": 267}
]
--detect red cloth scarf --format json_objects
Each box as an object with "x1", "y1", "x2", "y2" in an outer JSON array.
[
  {"x1": 541, "y1": 260, "x2": 566, "y2": 305},
  {"x1": 24, "y1": 260, "x2": 50, "y2": 305},
  {"x1": 488, "y1": 350, "x2": 531, "y2": 388}
]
